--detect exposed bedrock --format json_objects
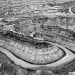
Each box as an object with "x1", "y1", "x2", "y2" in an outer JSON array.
[
  {"x1": 1, "y1": 1, "x2": 75, "y2": 75},
  {"x1": 34, "y1": 26, "x2": 75, "y2": 40},
  {"x1": 0, "y1": 0, "x2": 75, "y2": 67},
  {"x1": 1, "y1": 40, "x2": 65, "y2": 65},
  {"x1": 33, "y1": 26, "x2": 75, "y2": 52},
  {"x1": 0, "y1": 29, "x2": 65, "y2": 65},
  {"x1": 1, "y1": 14, "x2": 75, "y2": 52},
  {"x1": 70, "y1": 5, "x2": 75, "y2": 14}
]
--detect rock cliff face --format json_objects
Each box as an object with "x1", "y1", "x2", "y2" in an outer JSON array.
[{"x1": 0, "y1": 0, "x2": 75, "y2": 75}]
